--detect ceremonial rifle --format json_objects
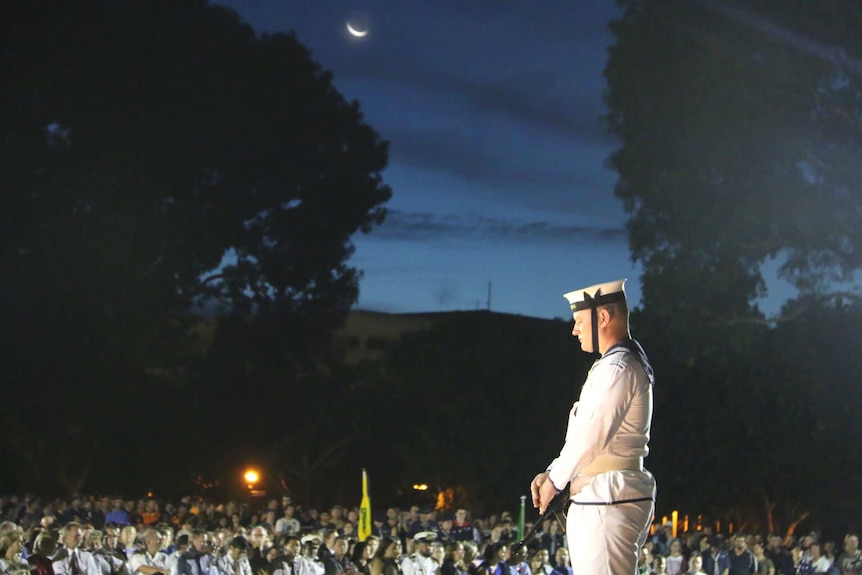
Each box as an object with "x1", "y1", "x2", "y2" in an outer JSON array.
[{"x1": 511, "y1": 485, "x2": 570, "y2": 553}]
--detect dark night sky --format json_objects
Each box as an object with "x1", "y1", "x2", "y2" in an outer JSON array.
[{"x1": 214, "y1": 1, "x2": 795, "y2": 319}]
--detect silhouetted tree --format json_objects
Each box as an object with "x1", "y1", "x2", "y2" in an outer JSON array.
[
  {"x1": 604, "y1": 0, "x2": 862, "y2": 532},
  {"x1": 606, "y1": 0, "x2": 862, "y2": 326},
  {"x1": 0, "y1": 0, "x2": 390, "y2": 494}
]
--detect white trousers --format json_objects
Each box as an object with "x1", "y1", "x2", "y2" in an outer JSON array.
[{"x1": 565, "y1": 499, "x2": 654, "y2": 575}]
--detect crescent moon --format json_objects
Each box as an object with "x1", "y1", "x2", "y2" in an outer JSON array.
[{"x1": 346, "y1": 22, "x2": 368, "y2": 37}]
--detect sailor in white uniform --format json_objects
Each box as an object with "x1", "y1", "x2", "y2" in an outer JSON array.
[
  {"x1": 530, "y1": 279, "x2": 656, "y2": 575},
  {"x1": 401, "y1": 532, "x2": 438, "y2": 575}
]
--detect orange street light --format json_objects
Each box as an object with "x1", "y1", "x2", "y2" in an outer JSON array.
[
  {"x1": 244, "y1": 469, "x2": 260, "y2": 488},
  {"x1": 412, "y1": 483, "x2": 428, "y2": 491}
]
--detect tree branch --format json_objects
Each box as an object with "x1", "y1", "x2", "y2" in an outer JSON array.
[{"x1": 710, "y1": 291, "x2": 862, "y2": 326}]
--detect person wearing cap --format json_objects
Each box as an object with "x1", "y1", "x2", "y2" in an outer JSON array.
[
  {"x1": 295, "y1": 536, "x2": 324, "y2": 575},
  {"x1": 529, "y1": 279, "x2": 656, "y2": 575},
  {"x1": 402, "y1": 533, "x2": 438, "y2": 575}
]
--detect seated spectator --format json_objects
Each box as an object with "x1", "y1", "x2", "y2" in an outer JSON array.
[
  {"x1": 52, "y1": 522, "x2": 101, "y2": 575},
  {"x1": 430, "y1": 542, "x2": 445, "y2": 572},
  {"x1": 28, "y1": 532, "x2": 57, "y2": 575},
  {"x1": 504, "y1": 545, "x2": 530, "y2": 575},
  {"x1": 792, "y1": 546, "x2": 813, "y2": 575},
  {"x1": 295, "y1": 535, "x2": 325, "y2": 575},
  {"x1": 652, "y1": 523, "x2": 673, "y2": 558},
  {"x1": 538, "y1": 520, "x2": 564, "y2": 558},
  {"x1": 370, "y1": 538, "x2": 401, "y2": 575},
  {"x1": 128, "y1": 528, "x2": 170, "y2": 575},
  {"x1": 269, "y1": 535, "x2": 300, "y2": 575},
  {"x1": 528, "y1": 550, "x2": 551, "y2": 575},
  {"x1": 140, "y1": 503, "x2": 161, "y2": 529},
  {"x1": 105, "y1": 503, "x2": 130, "y2": 529},
  {"x1": 684, "y1": 553, "x2": 706, "y2": 575},
  {"x1": 1, "y1": 529, "x2": 29, "y2": 575},
  {"x1": 809, "y1": 543, "x2": 832, "y2": 574},
  {"x1": 119, "y1": 527, "x2": 138, "y2": 559},
  {"x1": 549, "y1": 548, "x2": 571, "y2": 575},
  {"x1": 440, "y1": 542, "x2": 468, "y2": 575},
  {"x1": 215, "y1": 537, "x2": 252, "y2": 575},
  {"x1": 637, "y1": 547, "x2": 651, "y2": 575},
  {"x1": 753, "y1": 541, "x2": 775, "y2": 575},
  {"x1": 275, "y1": 507, "x2": 301, "y2": 538},
  {"x1": 451, "y1": 512, "x2": 472, "y2": 544},
  {"x1": 322, "y1": 536, "x2": 354, "y2": 575},
  {"x1": 176, "y1": 529, "x2": 217, "y2": 575},
  {"x1": 665, "y1": 539, "x2": 687, "y2": 575},
  {"x1": 835, "y1": 534, "x2": 862, "y2": 575},
  {"x1": 90, "y1": 529, "x2": 125, "y2": 575}
]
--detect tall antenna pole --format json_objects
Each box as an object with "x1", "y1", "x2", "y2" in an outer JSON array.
[{"x1": 487, "y1": 281, "x2": 492, "y2": 311}]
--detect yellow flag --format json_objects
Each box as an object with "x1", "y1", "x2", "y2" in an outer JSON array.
[{"x1": 358, "y1": 469, "x2": 372, "y2": 541}]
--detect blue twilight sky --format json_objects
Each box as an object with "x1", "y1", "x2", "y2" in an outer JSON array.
[{"x1": 214, "y1": 1, "x2": 643, "y2": 320}]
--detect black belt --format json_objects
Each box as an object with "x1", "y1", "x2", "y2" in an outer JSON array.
[{"x1": 571, "y1": 496, "x2": 654, "y2": 506}]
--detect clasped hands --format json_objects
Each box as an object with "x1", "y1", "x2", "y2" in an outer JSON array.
[{"x1": 530, "y1": 471, "x2": 560, "y2": 515}]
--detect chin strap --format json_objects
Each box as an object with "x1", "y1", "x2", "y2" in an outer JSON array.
[{"x1": 583, "y1": 292, "x2": 600, "y2": 354}]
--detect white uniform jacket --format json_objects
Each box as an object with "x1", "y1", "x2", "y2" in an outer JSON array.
[
  {"x1": 547, "y1": 341, "x2": 656, "y2": 505},
  {"x1": 401, "y1": 554, "x2": 437, "y2": 575},
  {"x1": 293, "y1": 557, "x2": 324, "y2": 575}
]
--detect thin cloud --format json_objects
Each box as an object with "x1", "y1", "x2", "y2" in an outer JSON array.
[{"x1": 370, "y1": 209, "x2": 626, "y2": 244}]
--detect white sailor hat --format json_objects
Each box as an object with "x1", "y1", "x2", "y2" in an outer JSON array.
[
  {"x1": 563, "y1": 279, "x2": 627, "y2": 312},
  {"x1": 301, "y1": 534, "x2": 322, "y2": 545},
  {"x1": 414, "y1": 531, "x2": 437, "y2": 543}
]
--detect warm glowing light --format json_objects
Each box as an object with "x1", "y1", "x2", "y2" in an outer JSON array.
[
  {"x1": 671, "y1": 510, "x2": 678, "y2": 538},
  {"x1": 412, "y1": 483, "x2": 428, "y2": 491},
  {"x1": 244, "y1": 469, "x2": 260, "y2": 484}
]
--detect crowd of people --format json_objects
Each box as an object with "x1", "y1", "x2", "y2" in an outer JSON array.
[
  {"x1": 643, "y1": 522, "x2": 862, "y2": 575},
  {"x1": 0, "y1": 495, "x2": 859, "y2": 575}
]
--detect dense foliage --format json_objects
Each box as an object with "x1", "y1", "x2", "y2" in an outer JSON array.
[
  {"x1": 605, "y1": 0, "x2": 862, "y2": 535},
  {"x1": 606, "y1": 0, "x2": 862, "y2": 324},
  {"x1": 0, "y1": 0, "x2": 390, "y2": 495}
]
